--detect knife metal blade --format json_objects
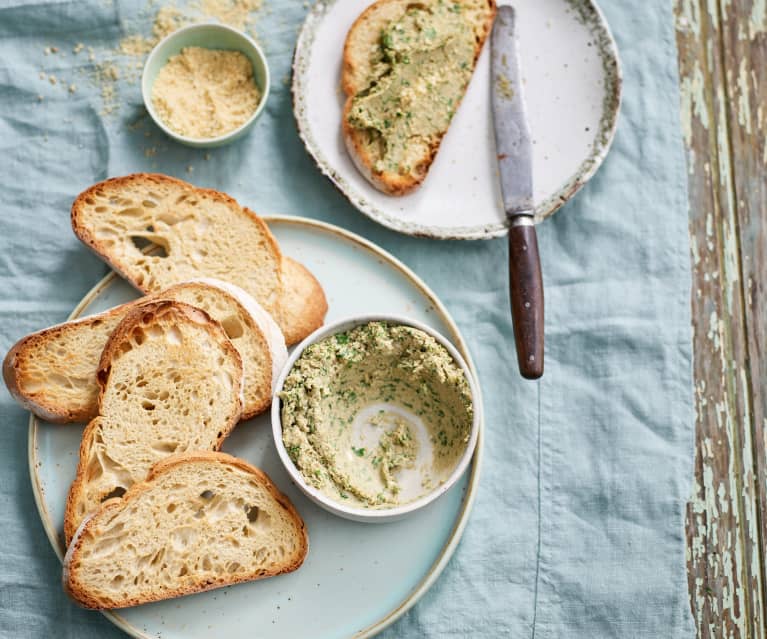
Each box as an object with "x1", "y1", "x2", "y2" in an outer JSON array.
[{"x1": 491, "y1": 5, "x2": 534, "y2": 218}]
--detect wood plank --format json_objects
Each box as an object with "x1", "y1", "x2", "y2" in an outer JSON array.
[
  {"x1": 675, "y1": 0, "x2": 764, "y2": 636},
  {"x1": 717, "y1": 2, "x2": 767, "y2": 631}
]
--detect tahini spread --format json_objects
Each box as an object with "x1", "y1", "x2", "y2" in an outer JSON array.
[{"x1": 280, "y1": 322, "x2": 473, "y2": 508}]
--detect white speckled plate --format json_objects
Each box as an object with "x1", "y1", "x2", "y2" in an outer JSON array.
[
  {"x1": 29, "y1": 217, "x2": 483, "y2": 639},
  {"x1": 292, "y1": 0, "x2": 621, "y2": 240}
]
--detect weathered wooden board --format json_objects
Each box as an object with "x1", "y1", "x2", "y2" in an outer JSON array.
[{"x1": 675, "y1": 0, "x2": 765, "y2": 636}]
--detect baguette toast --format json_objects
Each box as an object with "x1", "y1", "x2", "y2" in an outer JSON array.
[
  {"x1": 70, "y1": 173, "x2": 326, "y2": 343},
  {"x1": 342, "y1": 0, "x2": 496, "y2": 195},
  {"x1": 64, "y1": 452, "x2": 308, "y2": 609}
]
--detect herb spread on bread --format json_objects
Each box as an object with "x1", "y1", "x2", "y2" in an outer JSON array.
[
  {"x1": 279, "y1": 321, "x2": 473, "y2": 508},
  {"x1": 346, "y1": 1, "x2": 476, "y2": 176}
]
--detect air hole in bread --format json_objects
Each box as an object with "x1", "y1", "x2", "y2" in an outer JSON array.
[
  {"x1": 220, "y1": 317, "x2": 244, "y2": 340},
  {"x1": 166, "y1": 503, "x2": 177, "y2": 513},
  {"x1": 152, "y1": 441, "x2": 178, "y2": 454},
  {"x1": 166, "y1": 325, "x2": 183, "y2": 345},
  {"x1": 132, "y1": 328, "x2": 146, "y2": 346},
  {"x1": 200, "y1": 490, "x2": 215, "y2": 500},
  {"x1": 101, "y1": 486, "x2": 126, "y2": 502},
  {"x1": 142, "y1": 200, "x2": 157, "y2": 208},
  {"x1": 246, "y1": 505, "x2": 259, "y2": 523},
  {"x1": 150, "y1": 548, "x2": 165, "y2": 566},
  {"x1": 141, "y1": 401, "x2": 155, "y2": 411},
  {"x1": 119, "y1": 208, "x2": 144, "y2": 218}
]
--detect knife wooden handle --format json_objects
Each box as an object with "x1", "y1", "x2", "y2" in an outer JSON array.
[{"x1": 508, "y1": 221, "x2": 544, "y2": 379}]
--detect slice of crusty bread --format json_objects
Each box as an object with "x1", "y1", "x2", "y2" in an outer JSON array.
[
  {"x1": 64, "y1": 300, "x2": 243, "y2": 545},
  {"x1": 4, "y1": 309, "x2": 126, "y2": 424},
  {"x1": 3, "y1": 279, "x2": 287, "y2": 423},
  {"x1": 71, "y1": 173, "x2": 326, "y2": 344},
  {"x1": 342, "y1": 0, "x2": 496, "y2": 195},
  {"x1": 63, "y1": 451, "x2": 308, "y2": 609}
]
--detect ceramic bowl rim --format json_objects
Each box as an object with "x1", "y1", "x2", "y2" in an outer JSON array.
[
  {"x1": 271, "y1": 314, "x2": 481, "y2": 522},
  {"x1": 141, "y1": 22, "x2": 270, "y2": 147}
]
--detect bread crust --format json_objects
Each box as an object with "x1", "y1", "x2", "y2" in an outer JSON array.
[
  {"x1": 63, "y1": 451, "x2": 308, "y2": 609},
  {"x1": 63, "y1": 300, "x2": 244, "y2": 545},
  {"x1": 341, "y1": 0, "x2": 497, "y2": 196},
  {"x1": 280, "y1": 257, "x2": 328, "y2": 346}
]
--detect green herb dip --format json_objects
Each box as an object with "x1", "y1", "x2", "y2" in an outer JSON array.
[
  {"x1": 347, "y1": 1, "x2": 476, "y2": 175},
  {"x1": 280, "y1": 321, "x2": 473, "y2": 508}
]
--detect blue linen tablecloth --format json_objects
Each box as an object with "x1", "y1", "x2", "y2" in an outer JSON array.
[{"x1": 0, "y1": 0, "x2": 695, "y2": 637}]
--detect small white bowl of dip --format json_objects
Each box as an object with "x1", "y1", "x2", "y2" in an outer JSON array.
[
  {"x1": 271, "y1": 315, "x2": 480, "y2": 523},
  {"x1": 142, "y1": 23, "x2": 270, "y2": 148}
]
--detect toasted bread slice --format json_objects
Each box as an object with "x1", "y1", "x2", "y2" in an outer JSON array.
[
  {"x1": 64, "y1": 452, "x2": 308, "y2": 609},
  {"x1": 342, "y1": 0, "x2": 496, "y2": 195},
  {"x1": 64, "y1": 301, "x2": 243, "y2": 544},
  {"x1": 71, "y1": 174, "x2": 288, "y2": 328},
  {"x1": 3, "y1": 279, "x2": 286, "y2": 423}
]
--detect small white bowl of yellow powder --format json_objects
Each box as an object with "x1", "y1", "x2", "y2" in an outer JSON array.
[{"x1": 142, "y1": 23, "x2": 269, "y2": 147}]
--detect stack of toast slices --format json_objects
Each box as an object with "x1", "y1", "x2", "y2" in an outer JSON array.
[{"x1": 4, "y1": 174, "x2": 319, "y2": 609}]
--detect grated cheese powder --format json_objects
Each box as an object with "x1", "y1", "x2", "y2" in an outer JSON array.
[{"x1": 151, "y1": 46, "x2": 261, "y2": 139}]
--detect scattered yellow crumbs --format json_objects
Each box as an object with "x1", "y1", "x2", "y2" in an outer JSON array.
[
  {"x1": 36, "y1": 0, "x2": 266, "y2": 120},
  {"x1": 151, "y1": 47, "x2": 261, "y2": 139}
]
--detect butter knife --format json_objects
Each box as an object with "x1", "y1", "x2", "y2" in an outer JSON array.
[{"x1": 491, "y1": 5, "x2": 544, "y2": 379}]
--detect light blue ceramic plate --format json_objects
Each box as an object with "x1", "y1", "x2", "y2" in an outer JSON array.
[
  {"x1": 142, "y1": 23, "x2": 270, "y2": 148},
  {"x1": 29, "y1": 216, "x2": 483, "y2": 639}
]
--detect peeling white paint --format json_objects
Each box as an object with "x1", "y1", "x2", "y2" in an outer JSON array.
[{"x1": 750, "y1": 0, "x2": 767, "y2": 39}]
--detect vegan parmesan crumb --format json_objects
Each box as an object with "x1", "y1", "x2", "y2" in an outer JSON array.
[{"x1": 151, "y1": 47, "x2": 261, "y2": 139}]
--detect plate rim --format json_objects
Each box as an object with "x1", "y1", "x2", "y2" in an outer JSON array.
[
  {"x1": 28, "y1": 214, "x2": 485, "y2": 639},
  {"x1": 291, "y1": 0, "x2": 623, "y2": 240}
]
